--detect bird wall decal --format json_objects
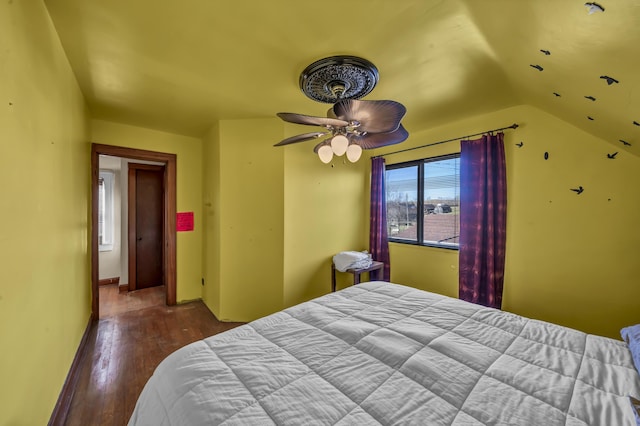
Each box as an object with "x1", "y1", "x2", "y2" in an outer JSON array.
[
  {"x1": 584, "y1": 96, "x2": 596, "y2": 101},
  {"x1": 587, "y1": 116, "x2": 594, "y2": 121},
  {"x1": 585, "y1": 2, "x2": 605, "y2": 14},
  {"x1": 570, "y1": 186, "x2": 584, "y2": 194},
  {"x1": 530, "y1": 64, "x2": 544, "y2": 71},
  {"x1": 516, "y1": 142, "x2": 524, "y2": 148},
  {"x1": 619, "y1": 140, "x2": 632, "y2": 146},
  {"x1": 600, "y1": 75, "x2": 619, "y2": 85},
  {"x1": 553, "y1": 92, "x2": 561, "y2": 97},
  {"x1": 607, "y1": 152, "x2": 618, "y2": 159},
  {"x1": 540, "y1": 49, "x2": 551, "y2": 56},
  {"x1": 633, "y1": 121, "x2": 640, "y2": 126}
]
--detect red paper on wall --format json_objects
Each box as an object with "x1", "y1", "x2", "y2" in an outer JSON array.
[{"x1": 177, "y1": 212, "x2": 194, "y2": 232}]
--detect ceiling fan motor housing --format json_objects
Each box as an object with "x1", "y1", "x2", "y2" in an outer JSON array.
[{"x1": 299, "y1": 55, "x2": 379, "y2": 103}]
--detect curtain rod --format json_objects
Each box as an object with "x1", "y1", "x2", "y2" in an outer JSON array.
[{"x1": 372, "y1": 123, "x2": 519, "y2": 159}]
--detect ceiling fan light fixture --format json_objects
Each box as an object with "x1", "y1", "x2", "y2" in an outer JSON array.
[
  {"x1": 317, "y1": 144, "x2": 334, "y2": 164},
  {"x1": 346, "y1": 144, "x2": 363, "y2": 163},
  {"x1": 330, "y1": 134, "x2": 349, "y2": 156}
]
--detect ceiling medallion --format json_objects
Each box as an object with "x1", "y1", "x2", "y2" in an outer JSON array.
[{"x1": 299, "y1": 56, "x2": 379, "y2": 103}]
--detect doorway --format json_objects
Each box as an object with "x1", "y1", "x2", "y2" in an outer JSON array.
[
  {"x1": 91, "y1": 144, "x2": 177, "y2": 321},
  {"x1": 128, "y1": 163, "x2": 164, "y2": 291}
]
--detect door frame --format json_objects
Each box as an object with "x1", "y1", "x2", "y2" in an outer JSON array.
[
  {"x1": 128, "y1": 163, "x2": 165, "y2": 291},
  {"x1": 91, "y1": 143, "x2": 177, "y2": 320}
]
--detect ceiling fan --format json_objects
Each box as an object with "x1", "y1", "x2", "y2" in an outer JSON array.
[{"x1": 274, "y1": 56, "x2": 409, "y2": 163}]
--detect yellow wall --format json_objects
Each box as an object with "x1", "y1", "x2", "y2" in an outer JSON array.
[
  {"x1": 283, "y1": 128, "x2": 369, "y2": 304},
  {"x1": 379, "y1": 104, "x2": 640, "y2": 338},
  {"x1": 203, "y1": 118, "x2": 285, "y2": 322},
  {"x1": 91, "y1": 120, "x2": 203, "y2": 302},
  {"x1": 202, "y1": 119, "x2": 367, "y2": 321},
  {"x1": 202, "y1": 122, "x2": 221, "y2": 316},
  {"x1": 0, "y1": 1, "x2": 91, "y2": 424}
]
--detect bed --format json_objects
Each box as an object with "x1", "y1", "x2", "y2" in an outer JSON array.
[{"x1": 129, "y1": 281, "x2": 640, "y2": 425}]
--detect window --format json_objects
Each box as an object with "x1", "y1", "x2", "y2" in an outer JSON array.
[
  {"x1": 98, "y1": 170, "x2": 114, "y2": 252},
  {"x1": 385, "y1": 154, "x2": 460, "y2": 249}
]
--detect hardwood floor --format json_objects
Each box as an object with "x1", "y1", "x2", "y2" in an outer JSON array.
[
  {"x1": 64, "y1": 285, "x2": 243, "y2": 426},
  {"x1": 98, "y1": 283, "x2": 165, "y2": 317}
]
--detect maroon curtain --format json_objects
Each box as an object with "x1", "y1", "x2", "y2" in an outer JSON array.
[
  {"x1": 369, "y1": 157, "x2": 390, "y2": 281},
  {"x1": 459, "y1": 132, "x2": 507, "y2": 309}
]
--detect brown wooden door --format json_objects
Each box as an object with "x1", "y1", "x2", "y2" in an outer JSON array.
[{"x1": 129, "y1": 164, "x2": 165, "y2": 290}]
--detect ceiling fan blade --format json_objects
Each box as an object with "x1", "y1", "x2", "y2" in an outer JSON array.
[
  {"x1": 274, "y1": 132, "x2": 328, "y2": 147},
  {"x1": 277, "y1": 112, "x2": 348, "y2": 128},
  {"x1": 333, "y1": 99, "x2": 406, "y2": 133},
  {"x1": 352, "y1": 124, "x2": 409, "y2": 149}
]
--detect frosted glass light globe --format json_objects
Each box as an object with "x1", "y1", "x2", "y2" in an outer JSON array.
[
  {"x1": 330, "y1": 135, "x2": 349, "y2": 156},
  {"x1": 346, "y1": 144, "x2": 363, "y2": 163},
  {"x1": 318, "y1": 145, "x2": 334, "y2": 163}
]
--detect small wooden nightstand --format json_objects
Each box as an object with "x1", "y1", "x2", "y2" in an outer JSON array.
[{"x1": 331, "y1": 261, "x2": 384, "y2": 292}]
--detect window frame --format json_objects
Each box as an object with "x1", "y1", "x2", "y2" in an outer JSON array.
[
  {"x1": 98, "y1": 169, "x2": 115, "y2": 252},
  {"x1": 386, "y1": 153, "x2": 460, "y2": 250}
]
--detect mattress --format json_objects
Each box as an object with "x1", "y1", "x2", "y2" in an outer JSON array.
[{"x1": 129, "y1": 281, "x2": 640, "y2": 425}]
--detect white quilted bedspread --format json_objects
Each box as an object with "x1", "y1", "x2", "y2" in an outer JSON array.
[{"x1": 129, "y1": 282, "x2": 640, "y2": 425}]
